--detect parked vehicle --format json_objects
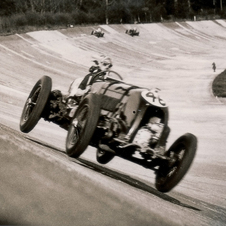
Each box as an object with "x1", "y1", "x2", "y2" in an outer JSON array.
[{"x1": 20, "y1": 69, "x2": 197, "y2": 192}]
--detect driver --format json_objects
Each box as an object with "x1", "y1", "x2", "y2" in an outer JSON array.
[
  {"x1": 96, "y1": 27, "x2": 102, "y2": 33},
  {"x1": 69, "y1": 55, "x2": 113, "y2": 98},
  {"x1": 78, "y1": 55, "x2": 112, "y2": 91},
  {"x1": 48, "y1": 55, "x2": 113, "y2": 120},
  {"x1": 69, "y1": 55, "x2": 112, "y2": 96}
]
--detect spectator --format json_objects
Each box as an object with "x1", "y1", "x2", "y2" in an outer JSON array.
[{"x1": 212, "y1": 62, "x2": 216, "y2": 72}]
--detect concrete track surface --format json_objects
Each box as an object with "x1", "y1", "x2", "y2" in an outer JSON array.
[{"x1": 0, "y1": 21, "x2": 226, "y2": 225}]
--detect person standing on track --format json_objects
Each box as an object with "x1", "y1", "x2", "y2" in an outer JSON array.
[{"x1": 212, "y1": 62, "x2": 216, "y2": 72}]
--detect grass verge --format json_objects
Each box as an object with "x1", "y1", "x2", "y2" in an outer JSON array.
[{"x1": 212, "y1": 69, "x2": 226, "y2": 97}]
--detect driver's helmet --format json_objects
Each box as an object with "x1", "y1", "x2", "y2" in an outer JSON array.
[
  {"x1": 99, "y1": 56, "x2": 112, "y2": 72},
  {"x1": 97, "y1": 28, "x2": 101, "y2": 33}
]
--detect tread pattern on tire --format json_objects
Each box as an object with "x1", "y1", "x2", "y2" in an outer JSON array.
[
  {"x1": 155, "y1": 133, "x2": 197, "y2": 192},
  {"x1": 66, "y1": 94, "x2": 101, "y2": 158},
  {"x1": 20, "y1": 76, "x2": 52, "y2": 133}
]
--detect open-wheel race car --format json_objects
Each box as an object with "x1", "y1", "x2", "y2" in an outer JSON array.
[
  {"x1": 20, "y1": 69, "x2": 197, "y2": 192},
  {"x1": 126, "y1": 28, "x2": 139, "y2": 37},
  {"x1": 91, "y1": 28, "x2": 104, "y2": 38}
]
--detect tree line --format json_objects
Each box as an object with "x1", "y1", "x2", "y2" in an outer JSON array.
[{"x1": 0, "y1": 0, "x2": 226, "y2": 33}]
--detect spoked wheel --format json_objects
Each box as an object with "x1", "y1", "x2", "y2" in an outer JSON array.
[
  {"x1": 155, "y1": 133, "x2": 197, "y2": 193},
  {"x1": 67, "y1": 106, "x2": 88, "y2": 150},
  {"x1": 66, "y1": 94, "x2": 101, "y2": 158},
  {"x1": 96, "y1": 148, "x2": 115, "y2": 164},
  {"x1": 20, "y1": 76, "x2": 52, "y2": 133}
]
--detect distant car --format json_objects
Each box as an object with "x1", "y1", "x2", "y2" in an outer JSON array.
[
  {"x1": 91, "y1": 28, "x2": 104, "y2": 38},
  {"x1": 126, "y1": 29, "x2": 139, "y2": 37}
]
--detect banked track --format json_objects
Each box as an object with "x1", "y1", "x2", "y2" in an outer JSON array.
[{"x1": 0, "y1": 21, "x2": 226, "y2": 225}]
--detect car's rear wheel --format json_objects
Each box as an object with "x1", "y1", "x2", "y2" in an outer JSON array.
[
  {"x1": 96, "y1": 148, "x2": 115, "y2": 164},
  {"x1": 66, "y1": 94, "x2": 101, "y2": 158},
  {"x1": 155, "y1": 133, "x2": 197, "y2": 192},
  {"x1": 20, "y1": 76, "x2": 52, "y2": 133}
]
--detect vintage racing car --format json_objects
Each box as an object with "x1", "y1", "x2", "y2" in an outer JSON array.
[
  {"x1": 20, "y1": 69, "x2": 197, "y2": 192},
  {"x1": 126, "y1": 28, "x2": 139, "y2": 36},
  {"x1": 91, "y1": 28, "x2": 104, "y2": 38}
]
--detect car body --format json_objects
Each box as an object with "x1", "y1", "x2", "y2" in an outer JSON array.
[{"x1": 20, "y1": 70, "x2": 197, "y2": 192}]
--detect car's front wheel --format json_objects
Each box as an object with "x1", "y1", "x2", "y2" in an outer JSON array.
[
  {"x1": 20, "y1": 76, "x2": 52, "y2": 133},
  {"x1": 66, "y1": 94, "x2": 101, "y2": 158}
]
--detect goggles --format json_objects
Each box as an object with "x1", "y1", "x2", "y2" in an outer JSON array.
[{"x1": 103, "y1": 63, "x2": 112, "y2": 67}]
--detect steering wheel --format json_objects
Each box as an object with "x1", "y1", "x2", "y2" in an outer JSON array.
[
  {"x1": 107, "y1": 70, "x2": 123, "y2": 80},
  {"x1": 91, "y1": 70, "x2": 123, "y2": 83}
]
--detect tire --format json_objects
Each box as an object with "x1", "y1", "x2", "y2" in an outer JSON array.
[
  {"x1": 96, "y1": 148, "x2": 115, "y2": 164},
  {"x1": 155, "y1": 133, "x2": 197, "y2": 193},
  {"x1": 20, "y1": 76, "x2": 52, "y2": 133},
  {"x1": 66, "y1": 94, "x2": 101, "y2": 158}
]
